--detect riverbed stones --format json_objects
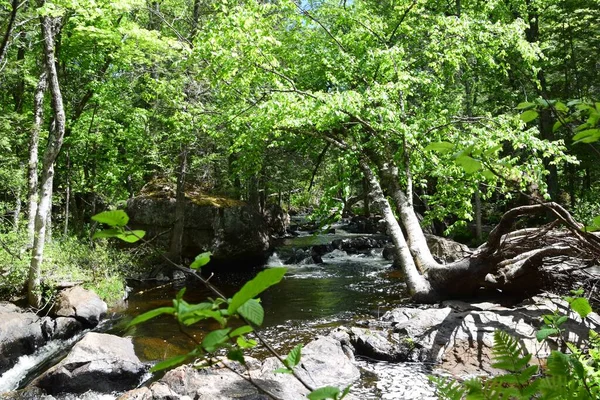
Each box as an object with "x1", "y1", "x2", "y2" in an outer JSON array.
[
  {"x1": 118, "y1": 335, "x2": 359, "y2": 400},
  {"x1": 0, "y1": 303, "x2": 49, "y2": 375},
  {"x1": 52, "y1": 286, "x2": 107, "y2": 326},
  {"x1": 35, "y1": 332, "x2": 146, "y2": 395}
]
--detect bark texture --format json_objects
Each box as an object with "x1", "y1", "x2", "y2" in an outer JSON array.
[{"x1": 28, "y1": 13, "x2": 66, "y2": 308}]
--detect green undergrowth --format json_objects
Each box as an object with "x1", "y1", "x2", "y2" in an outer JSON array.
[{"x1": 0, "y1": 232, "x2": 133, "y2": 305}]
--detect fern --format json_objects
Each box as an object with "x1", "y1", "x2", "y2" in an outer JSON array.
[
  {"x1": 491, "y1": 330, "x2": 530, "y2": 373},
  {"x1": 429, "y1": 376, "x2": 466, "y2": 400}
]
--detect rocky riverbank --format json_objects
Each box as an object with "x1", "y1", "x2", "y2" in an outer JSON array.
[{"x1": 4, "y1": 289, "x2": 598, "y2": 399}]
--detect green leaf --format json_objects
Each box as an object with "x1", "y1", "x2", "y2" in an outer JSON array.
[
  {"x1": 455, "y1": 156, "x2": 481, "y2": 174},
  {"x1": 150, "y1": 353, "x2": 189, "y2": 372},
  {"x1": 307, "y1": 386, "x2": 341, "y2": 400},
  {"x1": 572, "y1": 129, "x2": 600, "y2": 142},
  {"x1": 190, "y1": 251, "x2": 212, "y2": 270},
  {"x1": 340, "y1": 385, "x2": 351, "y2": 399},
  {"x1": 285, "y1": 344, "x2": 302, "y2": 368},
  {"x1": 229, "y1": 325, "x2": 254, "y2": 338},
  {"x1": 424, "y1": 141, "x2": 454, "y2": 152},
  {"x1": 116, "y1": 230, "x2": 146, "y2": 243},
  {"x1": 569, "y1": 297, "x2": 592, "y2": 319},
  {"x1": 274, "y1": 367, "x2": 293, "y2": 374},
  {"x1": 593, "y1": 215, "x2": 600, "y2": 227},
  {"x1": 236, "y1": 336, "x2": 257, "y2": 349},
  {"x1": 92, "y1": 228, "x2": 122, "y2": 239},
  {"x1": 180, "y1": 309, "x2": 225, "y2": 326},
  {"x1": 92, "y1": 210, "x2": 129, "y2": 227},
  {"x1": 516, "y1": 101, "x2": 536, "y2": 110},
  {"x1": 555, "y1": 315, "x2": 568, "y2": 327},
  {"x1": 520, "y1": 110, "x2": 539, "y2": 123},
  {"x1": 552, "y1": 120, "x2": 564, "y2": 132},
  {"x1": 227, "y1": 348, "x2": 245, "y2": 364},
  {"x1": 536, "y1": 328, "x2": 560, "y2": 342},
  {"x1": 555, "y1": 102, "x2": 568, "y2": 112},
  {"x1": 228, "y1": 268, "x2": 286, "y2": 315},
  {"x1": 237, "y1": 298, "x2": 265, "y2": 325},
  {"x1": 127, "y1": 306, "x2": 175, "y2": 327},
  {"x1": 202, "y1": 328, "x2": 232, "y2": 352},
  {"x1": 546, "y1": 351, "x2": 570, "y2": 376}
]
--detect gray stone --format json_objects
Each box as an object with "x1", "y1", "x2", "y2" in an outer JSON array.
[
  {"x1": 52, "y1": 287, "x2": 107, "y2": 327},
  {"x1": 35, "y1": 332, "x2": 146, "y2": 394},
  {"x1": 424, "y1": 234, "x2": 471, "y2": 263},
  {"x1": 0, "y1": 303, "x2": 48, "y2": 375},
  {"x1": 119, "y1": 335, "x2": 360, "y2": 400},
  {"x1": 126, "y1": 196, "x2": 270, "y2": 266},
  {"x1": 380, "y1": 294, "x2": 600, "y2": 375}
]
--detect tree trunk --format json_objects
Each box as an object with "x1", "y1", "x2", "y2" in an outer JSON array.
[
  {"x1": 475, "y1": 186, "x2": 482, "y2": 242},
  {"x1": 27, "y1": 70, "x2": 48, "y2": 247},
  {"x1": 63, "y1": 148, "x2": 70, "y2": 236},
  {"x1": 0, "y1": 0, "x2": 19, "y2": 67},
  {"x1": 169, "y1": 146, "x2": 188, "y2": 262},
  {"x1": 28, "y1": 12, "x2": 66, "y2": 308},
  {"x1": 379, "y1": 162, "x2": 440, "y2": 272},
  {"x1": 358, "y1": 158, "x2": 434, "y2": 300}
]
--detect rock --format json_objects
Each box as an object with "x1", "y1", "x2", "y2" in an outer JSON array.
[
  {"x1": 340, "y1": 216, "x2": 386, "y2": 234},
  {"x1": 42, "y1": 317, "x2": 83, "y2": 340},
  {"x1": 264, "y1": 203, "x2": 290, "y2": 237},
  {"x1": 35, "y1": 332, "x2": 146, "y2": 394},
  {"x1": 382, "y1": 245, "x2": 395, "y2": 261},
  {"x1": 424, "y1": 234, "x2": 471, "y2": 263},
  {"x1": 52, "y1": 286, "x2": 107, "y2": 327},
  {"x1": 119, "y1": 336, "x2": 359, "y2": 400},
  {"x1": 331, "y1": 237, "x2": 389, "y2": 254},
  {"x1": 385, "y1": 235, "x2": 471, "y2": 266},
  {"x1": 330, "y1": 327, "x2": 407, "y2": 362},
  {"x1": 0, "y1": 303, "x2": 49, "y2": 375},
  {"x1": 127, "y1": 194, "x2": 270, "y2": 267},
  {"x1": 379, "y1": 294, "x2": 600, "y2": 376}
]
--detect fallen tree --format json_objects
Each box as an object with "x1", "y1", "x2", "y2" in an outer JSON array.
[{"x1": 361, "y1": 156, "x2": 600, "y2": 303}]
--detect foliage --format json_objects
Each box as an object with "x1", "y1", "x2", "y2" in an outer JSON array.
[
  {"x1": 432, "y1": 292, "x2": 600, "y2": 399},
  {"x1": 0, "y1": 232, "x2": 132, "y2": 304}
]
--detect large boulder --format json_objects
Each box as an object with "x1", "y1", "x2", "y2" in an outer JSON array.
[
  {"x1": 0, "y1": 303, "x2": 50, "y2": 375},
  {"x1": 367, "y1": 294, "x2": 600, "y2": 376},
  {"x1": 385, "y1": 234, "x2": 471, "y2": 266},
  {"x1": 52, "y1": 286, "x2": 107, "y2": 327},
  {"x1": 126, "y1": 190, "x2": 270, "y2": 267},
  {"x1": 424, "y1": 234, "x2": 471, "y2": 263},
  {"x1": 34, "y1": 332, "x2": 146, "y2": 395},
  {"x1": 118, "y1": 336, "x2": 360, "y2": 400}
]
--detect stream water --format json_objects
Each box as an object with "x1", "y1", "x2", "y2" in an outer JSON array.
[{"x1": 1, "y1": 224, "x2": 438, "y2": 399}]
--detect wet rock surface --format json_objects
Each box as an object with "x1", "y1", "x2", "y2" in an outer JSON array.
[
  {"x1": 0, "y1": 303, "x2": 50, "y2": 375},
  {"x1": 34, "y1": 332, "x2": 146, "y2": 395}
]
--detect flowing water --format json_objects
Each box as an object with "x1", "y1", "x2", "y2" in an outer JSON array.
[{"x1": 1, "y1": 224, "x2": 438, "y2": 398}]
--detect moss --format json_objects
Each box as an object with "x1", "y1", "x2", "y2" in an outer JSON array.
[{"x1": 139, "y1": 178, "x2": 245, "y2": 208}]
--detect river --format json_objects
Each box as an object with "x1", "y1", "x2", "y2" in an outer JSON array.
[{"x1": 1, "y1": 223, "x2": 438, "y2": 399}]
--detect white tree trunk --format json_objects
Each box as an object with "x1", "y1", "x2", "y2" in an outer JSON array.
[
  {"x1": 27, "y1": 70, "x2": 47, "y2": 247},
  {"x1": 381, "y1": 163, "x2": 440, "y2": 272},
  {"x1": 28, "y1": 13, "x2": 66, "y2": 308},
  {"x1": 358, "y1": 159, "x2": 434, "y2": 300}
]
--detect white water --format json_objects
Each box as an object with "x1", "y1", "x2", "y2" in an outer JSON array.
[{"x1": 0, "y1": 333, "x2": 84, "y2": 392}]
